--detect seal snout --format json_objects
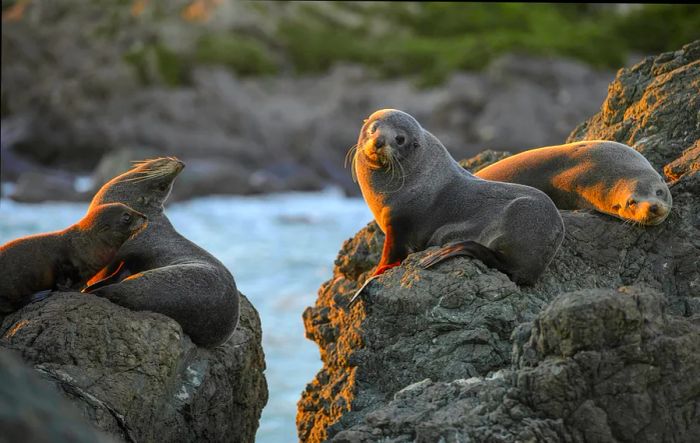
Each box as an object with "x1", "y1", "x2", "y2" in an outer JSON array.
[{"x1": 621, "y1": 196, "x2": 670, "y2": 225}]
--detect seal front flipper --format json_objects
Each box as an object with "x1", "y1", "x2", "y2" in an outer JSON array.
[
  {"x1": 348, "y1": 226, "x2": 406, "y2": 307},
  {"x1": 419, "y1": 241, "x2": 508, "y2": 274},
  {"x1": 83, "y1": 261, "x2": 130, "y2": 293}
]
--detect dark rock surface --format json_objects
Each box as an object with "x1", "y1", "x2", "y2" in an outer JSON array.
[
  {"x1": 568, "y1": 40, "x2": 700, "y2": 171},
  {"x1": 0, "y1": 292, "x2": 268, "y2": 443},
  {"x1": 0, "y1": 348, "x2": 114, "y2": 443},
  {"x1": 298, "y1": 42, "x2": 700, "y2": 442}
]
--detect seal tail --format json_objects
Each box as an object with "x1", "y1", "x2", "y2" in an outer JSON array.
[{"x1": 418, "y1": 241, "x2": 507, "y2": 271}]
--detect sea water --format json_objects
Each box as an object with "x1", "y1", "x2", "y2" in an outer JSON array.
[{"x1": 0, "y1": 190, "x2": 372, "y2": 442}]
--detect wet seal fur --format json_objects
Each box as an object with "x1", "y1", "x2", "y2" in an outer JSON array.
[
  {"x1": 475, "y1": 141, "x2": 672, "y2": 225},
  {"x1": 84, "y1": 157, "x2": 240, "y2": 348},
  {"x1": 0, "y1": 203, "x2": 147, "y2": 314},
  {"x1": 349, "y1": 109, "x2": 565, "y2": 304}
]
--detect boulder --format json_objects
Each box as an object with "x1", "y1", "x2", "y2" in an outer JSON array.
[
  {"x1": 9, "y1": 171, "x2": 88, "y2": 203},
  {"x1": 568, "y1": 40, "x2": 700, "y2": 170},
  {"x1": 0, "y1": 293, "x2": 268, "y2": 443},
  {"x1": 298, "y1": 42, "x2": 700, "y2": 442},
  {"x1": 0, "y1": 348, "x2": 114, "y2": 443}
]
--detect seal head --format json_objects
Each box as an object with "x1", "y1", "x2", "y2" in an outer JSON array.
[
  {"x1": 358, "y1": 109, "x2": 424, "y2": 171},
  {"x1": 609, "y1": 175, "x2": 672, "y2": 225},
  {"x1": 90, "y1": 157, "x2": 185, "y2": 217},
  {"x1": 80, "y1": 203, "x2": 148, "y2": 247}
]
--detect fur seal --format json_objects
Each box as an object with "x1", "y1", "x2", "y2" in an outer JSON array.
[
  {"x1": 0, "y1": 203, "x2": 147, "y2": 314},
  {"x1": 83, "y1": 157, "x2": 239, "y2": 348},
  {"x1": 475, "y1": 141, "x2": 672, "y2": 225},
  {"x1": 349, "y1": 109, "x2": 565, "y2": 303}
]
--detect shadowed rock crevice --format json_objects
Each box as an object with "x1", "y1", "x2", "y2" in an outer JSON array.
[{"x1": 298, "y1": 41, "x2": 700, "y2": 442}]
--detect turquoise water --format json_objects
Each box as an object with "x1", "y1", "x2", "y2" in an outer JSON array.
[{"x1": 0, "y1": 190, "x2": 372, "y2": 442}]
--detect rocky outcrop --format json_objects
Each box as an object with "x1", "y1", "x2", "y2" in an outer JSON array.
[
  {"x1": 0, "y1": 293, "x2": 267, "y2": 443},
  {"x1": 568, "y1": 40, "x2": 700, "y2": 170},
  {"x1": 298, "y1": 42, "x2": 700, "y2": 442},
  {"x1": 0, "y1": 348, "x2": 114, "y2": 443}
]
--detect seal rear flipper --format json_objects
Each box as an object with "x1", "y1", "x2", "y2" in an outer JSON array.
[
  {"x1": 82, "y1": 261, "x2": 130, "y2": 293},
  {"x1": 418, "y1": 241, "x2": 507, "y2": 272}
]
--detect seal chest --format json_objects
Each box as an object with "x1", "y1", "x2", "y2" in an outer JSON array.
[{"x1": 350, "y1": 109, "x2": 565, "y2": 304}]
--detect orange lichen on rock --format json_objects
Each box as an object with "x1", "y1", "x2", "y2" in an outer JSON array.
[
  {"x1": 297, "y1": 224, "x2": 381, "y2": 442},
  {"x1": 2, "y1": 0, "x2": 30, "y2": 22}
]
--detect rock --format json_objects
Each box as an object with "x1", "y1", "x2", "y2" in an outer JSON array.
[
  {"x1": 9, "y1": 171, "x2": 88, "y2": 203},
  {"x1": 473, "y1": 54, "x2": 613, "y2": 151},
  {"x1": 0, "y1": 348, "x2": 114, "y2": 443},
  {"x1": 568, "y1": 40, "x2": 700, "y2": 171},
  {"x1": 298, "y1": 42, "x2": 700, "y2": 442},
  {"x1": 458, "y1": 149, "x2": 512, "y2": 173},
  {"x1": 0, "y1": 292, "x2": 268, "y2": 443},
  {"x1": 332, "y1": 287, "x2": 700, "y2": 443},
  {"x1": 664, "y1": 140, "x2": 700, "y2": 182}
]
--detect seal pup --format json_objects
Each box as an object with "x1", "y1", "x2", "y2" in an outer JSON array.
[
  {"x1": 475, "y1": 141, "x2": 672, "y2": 225},
  {"x1": 84, "y1": 157, "x2": 240, "y2": 348},
  {"x1": 0, "y1": 203, "x2": 147, "y2": 314},
  {"x1": 349, "y1": 109, "x2": 565, "y2": 304}
]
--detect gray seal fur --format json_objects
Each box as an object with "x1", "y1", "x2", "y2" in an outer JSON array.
[
  {"x1": 0, "y1": 203, "x2": 147, "y2": 314},
  {"x1": 475, "y1": 141, "x2": 672, "y2": 225},
  {"x1": 353, "y1": 109, "x2": 565, "y2": 289},
  {"x1": 84, "y1": 157, "x2": 239, "y2": 348}
]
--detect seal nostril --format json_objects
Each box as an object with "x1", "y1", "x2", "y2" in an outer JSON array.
[
  {"x1": 627, "y1": 199, "x2": 637, "y2": 207},
  {"x1": 649, "y1": 204, "x2": 659, "y2": 214},
  {"x1": 375, "y1": 136, "x2": 386, "y2": 149}
]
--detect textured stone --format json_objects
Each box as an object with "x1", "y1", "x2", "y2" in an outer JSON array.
[
  {"x1": 298, "y1": 42, "x2": 700, "y2": 442},
  {"x1": 0, "y1": 293, "x2": 267, "y2": 443}
]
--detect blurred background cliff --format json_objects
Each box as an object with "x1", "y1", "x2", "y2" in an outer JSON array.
[{"x1": 2, "y1": 1, "x2": 699, "y2": 202}]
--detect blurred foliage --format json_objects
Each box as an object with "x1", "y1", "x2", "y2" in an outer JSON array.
[
  {"x1": 124, "y1": 43, "x2": 188, "y2": 86},
  {"x1": 276, "y1": 3, "x2": 699, "y2": 86},
  {"x1": 195, "y1": 34, "x2": 278, "y2": 76},
  {"x1": 4, "y1": 1, "x2": 697, "y2": 88}
]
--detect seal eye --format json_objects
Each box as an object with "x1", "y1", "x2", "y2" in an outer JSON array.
[
  {"x1": 656, "y1": 189, "x2": 664, "y2": 197},
  {"x1": 121, "y1": 213, "x2": 132, "y2": 224},
  {"x1": 627, "y1": 198, "x2": 637, "y2": 207},
  {"x1": 395, "y1": 135, "x2": 405, "y2": 146},
  {"x1": 158, "y1": 183, "x2": 169, "y2": 192}
]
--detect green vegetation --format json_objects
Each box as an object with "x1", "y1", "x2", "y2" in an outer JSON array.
[
  {"x1": 109, "y1": 3, "x2": 699, "y2": 87},
  {"x1": 124, "y1": 43, "x2": 188, "y2": 87},
  {"x1": 195, "y1": 34, "x2": 278, "y2": 76},
  {"x1": 275, "y1": 3, "x2": 699, "y2": 86}
]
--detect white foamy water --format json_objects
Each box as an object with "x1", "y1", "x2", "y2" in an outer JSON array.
[{"x1": 0, "y1": 190, "x2": 372, "y2": 442}]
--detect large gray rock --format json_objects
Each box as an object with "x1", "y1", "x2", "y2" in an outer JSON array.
[
  {"x1": 568, "y1": 40, "x2": 700, "y2": 170},
  {"x1": 0, "y1": 348, "x2": 114, "y2": 443},
  {"x1": 0, "y1": 293, "x2": 267, "y2": 443},
  {"x1": 332, "y1": 286, "x2": 700, "y2": 443},
  {"x1": 298, "y1": 42, "x2": 700, "y2": 442}
]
